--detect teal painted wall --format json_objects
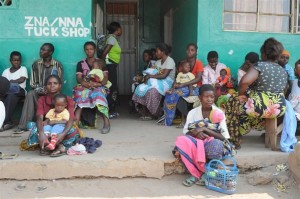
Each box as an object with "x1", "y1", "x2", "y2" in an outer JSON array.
[
  {"x1": 138, "y1": 0, "x2": 161, "y2": 71},
  {"x1": 0, "y1": 0, "x2": 93, "y2": 95},
  {"x1": 198, "y1": 0, "x2": 300, "y2": 78},
  {"x1": 172, "y1": 0, "x2": 198, "y2": 63}
]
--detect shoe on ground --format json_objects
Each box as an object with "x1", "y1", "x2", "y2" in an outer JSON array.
[
  {"x1": 101, "y1": 127, "x2": 110, "y2": 134},
  {"x1": 109, "y1": 112, "x2": 119, "y2": 119},
  {"x1": 156, "y1": 115, "x2": 165, "y2": 124},
  {"x1": 13, "y1": 127, "x2": 26, "y2": 134}
]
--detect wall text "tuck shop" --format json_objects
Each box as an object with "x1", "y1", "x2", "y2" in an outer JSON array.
[{"x1": 24, "y1": 16, "x2": 90, "y2": 37}]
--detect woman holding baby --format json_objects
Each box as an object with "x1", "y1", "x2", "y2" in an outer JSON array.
[
  {"x1": 163, "y1": 43, "x2": 204, "y2": 127},
  {"x1": 73, "y1": 41, "x2": 110, "y2": 134},
  {"x1": 132, "y1": 43, "x2": 176, "y2": 120}
]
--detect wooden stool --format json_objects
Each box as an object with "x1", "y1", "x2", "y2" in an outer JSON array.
[{"x1": 265, "y1": 118, "x2": 283, "y2": 151}]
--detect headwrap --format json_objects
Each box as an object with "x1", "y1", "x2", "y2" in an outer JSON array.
[
  {"x1": 282, "y1": 50, "x2": 290, "y2": 57},
  {"x1": 0, "y1": 76, "x2": 10, "y2": 98}
]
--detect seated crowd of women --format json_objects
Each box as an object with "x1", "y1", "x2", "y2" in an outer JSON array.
[
  {"x1": 133, "y1": 37, "x2": 297, "y2": 151},
  {"x1": 0, "y1": 33, "x2": 300, "y2": 160},
  {"x1": 0, "y1": 31, "x2": 297, "y2": 184},
  {"x1": 0, "y1": 22, "x2": 122, "y2": 156},
  {"x1": 131, "y1": 37, "x2": 296, "y2": 186}
]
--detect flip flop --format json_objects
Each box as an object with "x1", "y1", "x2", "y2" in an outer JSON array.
[
  {"x1": 182, "y1": 176, "x2": 199, "y2": 187},
  {"x1": 39, "y1": 149, "x2": 51, "y2": 156},
  {"x1": 50, "y1": 145, "x2": 66, "y2": 157},
  {"x1": 139, "y1": 116, "x2": 152, "y2": 121},
  {"x1": 176, "y1": 123, "x2": 185, "y2": 128},
  {"x1": 0, "y1": 152, "x2": 19, "y2": 160}
]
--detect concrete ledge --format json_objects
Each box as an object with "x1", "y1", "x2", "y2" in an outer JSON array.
[
  {"x1": 0, "y1": 158, "x2": 165, "y2": 180},
  {"x1": 0, "y1": 115, "x2": 294, "y2": 180}
]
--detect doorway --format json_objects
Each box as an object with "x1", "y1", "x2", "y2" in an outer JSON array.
[{"x1": 104, "y1": 1, "x2": 138, "y2": 95}]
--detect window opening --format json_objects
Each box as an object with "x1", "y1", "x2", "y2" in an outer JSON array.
[{"x1": 223, "y1": 0, "x2": 293, "y2": 33}]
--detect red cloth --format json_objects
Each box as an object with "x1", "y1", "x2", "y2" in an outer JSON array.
[
  {"x1": 36, "y1": 95, "x2": 75, "y2": 120},
  {"x1": 178, "y1": 60, "x2": 204, "y2": 87},
  {"x1": 217, "y1": 75, "x2": 230, "y2": 86}
]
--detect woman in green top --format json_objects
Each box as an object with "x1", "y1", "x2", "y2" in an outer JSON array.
[{"x1": 102, "y1": 22, "x2": 122, "y2": 118}]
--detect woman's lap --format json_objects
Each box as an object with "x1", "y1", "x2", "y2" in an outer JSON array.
[
  {"x1": 73, "y1": 85, "x2": 109, "y2": 118},
  {"x1": 225, "y1": 91, "x2": 286, "y2": 146},
  {"x1": 132, "y1": 88, "x2": 162, "y2": 116},
  {"x1": 164, "y1": 87, "x2": 199, "y2": 126},
  {"x1": 27, "y1": 122, "x2": 80, "y2": 150}
]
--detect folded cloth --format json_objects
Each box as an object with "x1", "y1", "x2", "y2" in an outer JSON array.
[
  {"x1": 67, "y1": 144, "x2": 87, "y2": 155},
  {"x1": 76, "y1": 137, "x2": 102, "y2": 153}
]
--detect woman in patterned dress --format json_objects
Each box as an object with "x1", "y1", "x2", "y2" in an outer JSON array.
[{"x1": 225, "y1": 38, "x2": 288, "y2": 149}]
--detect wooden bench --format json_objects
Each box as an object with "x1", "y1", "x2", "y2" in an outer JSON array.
[{"x1": 265, "y1": 118, "x2": 283, "y2": 151}]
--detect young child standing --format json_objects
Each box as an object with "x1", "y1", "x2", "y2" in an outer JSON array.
[
  {"x1": 86, "y1": 59, "x2": 112, "y2": 89},
  {"x1": 43, "y1": 94, "x2": 70, "y2": 150},
  {"x1": 1, "y1": 51, "x2": 28, "y2": 131},
  {"x1": 288, "y1": 59, "x2": 300, "y2": 117}
]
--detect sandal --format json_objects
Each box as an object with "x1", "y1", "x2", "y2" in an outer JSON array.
[
  {"x1": 196, "y1": 174, "x2": 206, "y2": 186},
  {"x1": 50, "y1": 144, "x2": 66, "y2": 157},
  {"x1": 176, "y1": 123, "x2": 185, "y2": 128},
  {"x1": 0, "y1": 152, "x2": 19, "y2": 159},
  {"x1": 182, "y1": 175, "x2": 199, "y2": 187},
  {"x1": 39, "y1": 149, "x2": 51, "y2": 156},
  {"x1": 139, "y1": 116, "x2": 152, "y2": 121},
  {"x1": 101, "y1": 126, "x2": 110, "y2": 134}
]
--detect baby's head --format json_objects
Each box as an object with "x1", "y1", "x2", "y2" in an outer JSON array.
[
  {"x1": 295, "y1": 59, "x2": 300, "y2": 78},
  {"x1": 209, "y1": 109, "x2": 225, "y2": 124},
  {"x1": 220, "y1": 68, "x2": 227, "y2": 77},
  {"x1": 53, "y1": 93, "x2": 68, "y2": 113},
  {"x1": 143, "y1": 49, "x2": 153, "y2": 63},
  {"x1": 93, "y1": 59, "x2": 106, "y2": 70},
  {"x1": 182, "y1": 61, "x2": 191, "y2": 74}
]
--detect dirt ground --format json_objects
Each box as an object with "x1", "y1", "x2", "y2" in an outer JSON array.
[{"x1": 0, "y1": 173, "x2": 299, "y2": 199}]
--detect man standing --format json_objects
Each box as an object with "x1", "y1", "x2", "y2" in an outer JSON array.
[{"x1": 15, "y1": 43, "x2": 63, "y2": 133}]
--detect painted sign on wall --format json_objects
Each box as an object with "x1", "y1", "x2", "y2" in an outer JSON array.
[{"x1": 24, "y1": 16, "x2": 90, "y2": 37}]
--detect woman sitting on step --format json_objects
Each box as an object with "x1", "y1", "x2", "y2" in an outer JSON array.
[
  {"x1": 33, "y1": 75, "x2": 80, "y2": 157},
  {"x1": 225, "y1": 37, "x2": 287, "y2": 149},
  {"x1": 174, "y1": 84, "x2": 230, "y2": 187}
]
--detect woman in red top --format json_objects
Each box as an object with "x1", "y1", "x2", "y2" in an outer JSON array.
[
  {"x1": 163, "y1": 43, "x2": 204, "y2": 126},
  {"x1": 36, "y1": 75, "x2": 80, "y2": 156}
]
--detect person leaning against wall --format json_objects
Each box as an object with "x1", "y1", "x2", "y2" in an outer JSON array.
[
  {"x1": 101, "y1": 22, "x2": 122, "y2": 119},
  {"x1": 15, "y1": 43, "x2": 64, "y2": 134}
]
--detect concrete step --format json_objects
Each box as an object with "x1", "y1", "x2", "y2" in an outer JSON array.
[{"x1": 0, "y1": 115, "x2": 292, "y2": 180}]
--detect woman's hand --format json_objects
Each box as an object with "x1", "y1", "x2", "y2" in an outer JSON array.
[
  {"x1": 191, "y1": 128, "x2": 209, "y2": 140},
  {"x1": 144, "y1": 75, "x2": 150, "y2": 83},
  {"x1": 237, "y1": 95, "x2": 247, "y2": 103},
  {"x1": 56, "y1": 134, "x2": 65, "y2": 145},
  {"x1": 166, "y1": 89, "x2": 174, "y2": 94},
  {"x1": 174, "y1": 83, "x2": 181, "y2": 88}
]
